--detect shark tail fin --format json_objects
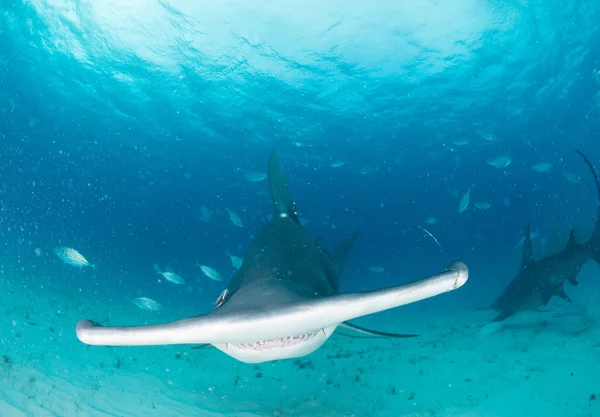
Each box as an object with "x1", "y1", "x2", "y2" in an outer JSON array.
[
  {"x1": 576, "y1": 150, "x2": 600, "y2": 264},
  {"x1": 332, "y1": 232, "x2": 359, "y2": 277},
  {"x1": 268, "y1": 148, "x2": 300, "y2": 224}
]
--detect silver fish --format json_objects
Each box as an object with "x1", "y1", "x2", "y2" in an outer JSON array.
[
  {"x1": 245, "y1": 172, "x2": 267, "y2": 182},
  {"x1": 226, "y1": 209, "x2": 244, "y2": 228},
  {"x1": 158, "y1": 271, "x2": 185, "y2": 285},
  {"x1": 197, "y1": 264, "x2": 222, "y2": 281},
  {"x1": 54, "y1": 247, "x2": 92, "y2": 268},
  {"x1": 133, "y1": 297, "x2": 162, "y2": 311},
  {"x1": 458, "y1": 189, "x2": 471, "y2": 213}
]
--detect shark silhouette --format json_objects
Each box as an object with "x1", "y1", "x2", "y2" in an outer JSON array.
[
  {"x1": 482, "y1": 150, "x2": 600, "y2": 322},
  {"x1": 76, "y1": 148, "x2": 468, "y2": 363}
]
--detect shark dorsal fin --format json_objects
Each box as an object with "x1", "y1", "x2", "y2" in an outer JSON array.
[
  {"x1": 522, "y1": 223, "x2": 534, "y2": 266},
  {"x1": 566, "y1": 228, "x2": 577, "y2": 248},
  {"x1": 268, "y1": 148, "x2": 300, "y2": 224}
]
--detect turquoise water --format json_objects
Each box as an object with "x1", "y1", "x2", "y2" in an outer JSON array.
[{"x1": 1, "y1": 1, "x2": 600, "y2": 416}]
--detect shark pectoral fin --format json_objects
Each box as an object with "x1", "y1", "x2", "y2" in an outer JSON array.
[
  {"x1": 492, "y1": 309, "x2": 515, "y2": 322},
  {"x1": 555, "y1": 288, "x2": 572, "y2": 303},
  {"x1": 336, "y1": 321, "x2": 418, "y2": 339},
  {"x1": 191, "y1": 344, "x2": 213, "y2": 350}
]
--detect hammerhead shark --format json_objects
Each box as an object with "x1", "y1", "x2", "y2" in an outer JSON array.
[
  {"x1": 481, "y1": 150, "x2": 600, "y2": 322},
  {"x1": 76, "y1": 148, "x2": 468, "y2": 363}
]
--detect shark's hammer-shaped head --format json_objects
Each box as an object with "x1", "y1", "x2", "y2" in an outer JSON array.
[
  {"x1": 76, "y1": 261, "x2": 467, "y2": 363},
  {"x1": 75, "y1": 149, "x2": 469, "y2": 363}
]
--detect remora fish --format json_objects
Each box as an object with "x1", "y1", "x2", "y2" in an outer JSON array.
[
  {"x1": 480, "y1": 150, "x2": 600, "y2": 322},
  {"x1": 76, "y1": 149, "x2": 468, "y2": 364}
]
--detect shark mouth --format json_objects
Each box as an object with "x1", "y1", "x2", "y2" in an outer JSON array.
[{"x1": 229, "y1": 330, "x2": 321, "y2": 350}]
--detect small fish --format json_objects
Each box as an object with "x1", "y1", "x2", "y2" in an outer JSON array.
[
  {"x1": 330, "y1": 161, "x2": 346, "y2": 168},
  {"x1": 226, "y1": 253, "x2": 243, "y2": 270},
  {"x1": 133, "y1": 297, "x2": 162, "y2": 311},
  {"x1": 425, "y1": 216, "x2": 439, "y2": 225},
  {"x1": 54, "y1": 247, "x2": 92, "y2": 268},
  {"x1": 476, "y1": 129, "x2": 497, "y2": 142},
  {"x1": 157, "y1": 271, "x2": 186, "y2": 285},
  {"x1": 452, "y1": 139, "x2": 469, "y2": 146},
  {"x1": 199, "y1": 205, "x2": 212, "y2": 222},
  {"x1": 487, "y1": 156, "x2": 512, "y2": 169},
  {"x1": 226, "y1": 209, "x2": 244, "y2": 228},
  {"x1": 197, "y1": 264, "x2": 223, "y2": 281},
  {"x1": 214, "y1": 288, "x2": 229, "y2": 308},
  {"x1": 244, "y1": 172, "x2": 267, "y2": 182},
  {"x1": 368, "y1": 266, "x2": 385, "y2": 273},
  {"x1": 359, "y1": 166, "x2": 378, "y2": 176},
  {"x1": 563, "y1": 172, "x2": 581, "y2": 183},
  {"x1": 532, "y1": 162, "x2": 552, "y2": 173},
  {"x1": 458, "y1": 189, "x2": 471, "y2": 213},
  {"x1": 475, "y1": 202, "x2": 492, "y2": 210},
  {"x1": 503, "y1": 197, "x2": 511, "y2": 207}
]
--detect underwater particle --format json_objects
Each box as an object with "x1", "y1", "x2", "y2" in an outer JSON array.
[
  {"x1": 244, "y1": 172, "x2": 267, "y2": 182},
  {"x1": 474, "y1": 202, "x2": 492, "y2": 210},
  {"x1": 226, "y1": 208, "x2": 244, "y2": 227},
  {"x1": 458, "y1": 189, "x2": 471, "y2": 213},
  {"x1": 54, "y1": 247, "x2": 92, "y2": 268},
  {"x1": 197, "y1": 264, "x2": 223, "y2": 281},
  {"x1": 532, "y1": 162, "x2": 552, "y2": 173},
  {"x1": 486, "y1": 156, "x2": 512, "y2": 168},
  {"x1": 368, "y1": 266, "x2": 385, "y2": 273},
  {"x1": 133, "y1": 297, "x2": 162, "y2": 311}
]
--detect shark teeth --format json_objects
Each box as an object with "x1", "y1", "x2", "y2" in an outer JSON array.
[{"x1": 231, "y1": 331, "x2": 320, "y2": 351}]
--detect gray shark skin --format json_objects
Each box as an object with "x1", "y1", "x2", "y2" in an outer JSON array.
[
  {"x1": 483, "y1": 150, "x2": 600, "y2": 323},
  {"x1": 76, "y1": 148, "x2": 468, "y2": 364}
]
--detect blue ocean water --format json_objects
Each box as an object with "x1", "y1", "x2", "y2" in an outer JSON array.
[{"x1": 1, "y1": 1, "x2": 600, "y2": 416}]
